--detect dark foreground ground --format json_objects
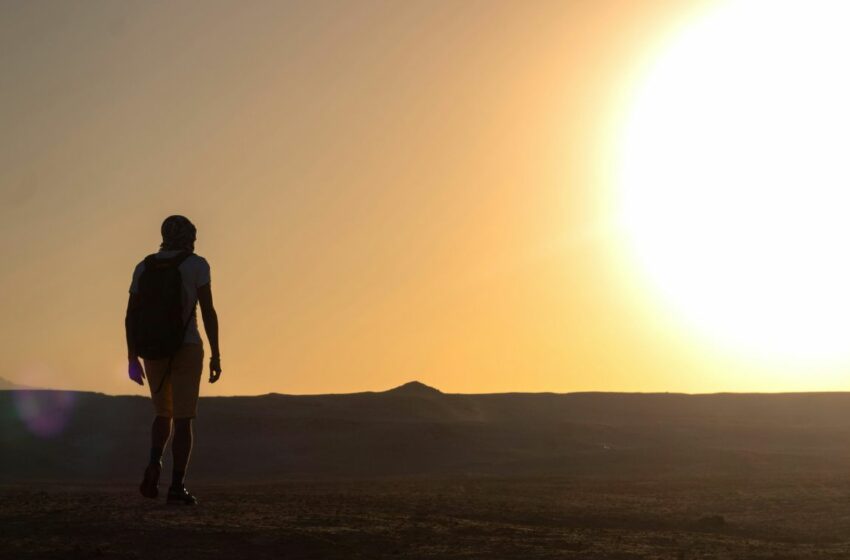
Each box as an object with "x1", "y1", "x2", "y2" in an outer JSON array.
[{"x1": 5, "y1": 475, "x2": 850, "y2": 560}]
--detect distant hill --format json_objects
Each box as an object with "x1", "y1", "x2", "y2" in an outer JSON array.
[
  {"x1": 0, "y1": 377, "x2": 29, "y2": 390},
  {"x1": 4, "y1": 382, "x2": 850, "y2": 482},
  {"x1": 384, "y1": 380, "x2": 443, "y2": 396}
]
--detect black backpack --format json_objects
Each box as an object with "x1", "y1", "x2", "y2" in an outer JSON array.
[{"x1": 132, "y1": 251, "x2": 194, "y2": 360}]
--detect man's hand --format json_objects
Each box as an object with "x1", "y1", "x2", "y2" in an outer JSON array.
[
  {"x1": 209, "y1": 355, "x2": 222, "y2": 383},
  {"x1": 129, "y1": 356, "x2": 145, "y2": 386}
]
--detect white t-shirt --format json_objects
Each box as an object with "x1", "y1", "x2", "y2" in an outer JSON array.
[{"x1": 129, "y1": 250, "x2": 211, "y2": 345}]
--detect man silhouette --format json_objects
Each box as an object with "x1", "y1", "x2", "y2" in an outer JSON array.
[{"x1": 125, "y1": 215, "x2": 221, "y2": 505}]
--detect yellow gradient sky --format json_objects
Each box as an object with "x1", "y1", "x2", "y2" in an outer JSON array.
[{"x1": 3, "y1": 0, "x2": 847, "y2": 396}]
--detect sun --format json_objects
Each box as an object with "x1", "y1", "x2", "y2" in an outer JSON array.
[{"x1": 617, "y1": 0, "x2": 850, "y2": 366}]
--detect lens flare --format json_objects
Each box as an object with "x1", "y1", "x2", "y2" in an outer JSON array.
[{"x1": 13, "y1": 390, "x2": 76, "y2": 438}]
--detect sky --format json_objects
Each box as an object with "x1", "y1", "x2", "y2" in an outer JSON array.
[{"x1": 4, "y1": 0, "x2": 844, "y2": 396}]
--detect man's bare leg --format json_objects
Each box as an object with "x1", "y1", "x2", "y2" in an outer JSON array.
[
  {"x1": 167, "y1": 418, "x2": 197, "y2": 504},
  {"x1": 171, "y1": 418, "x2": 193, "y2": 486},
  {"x1": 140, "y1": 415, "x2": 172, "y2": 498},
  {"x1": 151, "y1": 415, "x2": 173, "y2": 460}
]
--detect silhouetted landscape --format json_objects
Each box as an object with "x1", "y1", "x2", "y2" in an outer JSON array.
[
  {"x1": 6, "y1": 381, "x2": 850, "y2": 558},
  {"x1": 5, "y1": 380, "x2": 850, "y2": 481},
  {"x1": 0, "y1": 382, "x2": 850, "y2": 482}
]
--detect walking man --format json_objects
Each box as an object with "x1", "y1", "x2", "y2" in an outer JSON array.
[{"x1": 125, "y1": 215, "x2": 222, "y2": 505}]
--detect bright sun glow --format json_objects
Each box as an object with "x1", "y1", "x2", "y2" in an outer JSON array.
[{"x1": 618, "y1": 0, "x2": 850, "y2": 366}]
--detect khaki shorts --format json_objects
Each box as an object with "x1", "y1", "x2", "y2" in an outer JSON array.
[{"x1": 144, "y1": 343, "x2": 204, "y2": 419}]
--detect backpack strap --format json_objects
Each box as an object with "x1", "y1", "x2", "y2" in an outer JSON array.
[{"x1": 175, "y1": 251, "x2": 196, "y2": 321}]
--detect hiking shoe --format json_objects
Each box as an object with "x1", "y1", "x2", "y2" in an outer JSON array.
[
  {"x1": 167, "y1": 485, "x2": 198, "y2": 505},
  {"x1": 139, "y1": 462, "x2": 161, "y2": 499}
]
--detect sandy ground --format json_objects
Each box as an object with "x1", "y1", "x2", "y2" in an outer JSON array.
[{"x1": 5, "y1": 475, "x2": 850, "y2": 559}]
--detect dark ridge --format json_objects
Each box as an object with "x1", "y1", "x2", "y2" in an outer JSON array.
[
  {"x1": 9, "y1": 389, "x2": 850, "y2": 482},
  {"x1": 384, "y1": 380, "x2": 442, "y2": 395}
]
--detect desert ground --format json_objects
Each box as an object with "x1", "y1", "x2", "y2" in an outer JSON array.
[
  {"x1": 5, "y1": 474, "x2": 850, "y2": 559},
  {"x1": 8, "y1": 383, "x2": 850, "y2": 558}
]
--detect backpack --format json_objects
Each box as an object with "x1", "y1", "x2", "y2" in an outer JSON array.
[{"x1": 132, "y1": 251, "x2": 195, "y2": 360}]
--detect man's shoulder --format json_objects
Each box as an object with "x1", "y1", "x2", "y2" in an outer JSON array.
[
  {"x1": 186, "y1": 255, "x2": 211, "y2": 285},
  {"x1": 188, "y1": 254, "x2": 210, "y2": 269}
]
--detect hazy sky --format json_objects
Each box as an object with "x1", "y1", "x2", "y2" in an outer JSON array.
[{"x1": 6, "y1": 0, "x2": 834, "y2": 396}]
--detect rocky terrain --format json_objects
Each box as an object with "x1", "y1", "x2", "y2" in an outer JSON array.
[{"x1": 6, "y1": 381, "x2": 850, "y2": 558}]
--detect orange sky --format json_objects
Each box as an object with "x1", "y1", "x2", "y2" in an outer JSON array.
[{"x1": 6, "y1": 0, "x2": 840, "y2": 396}]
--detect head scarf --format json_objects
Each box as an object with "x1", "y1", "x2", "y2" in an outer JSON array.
[{"x1": 160, "y1": 215, "x2": 196, "y2": 251}]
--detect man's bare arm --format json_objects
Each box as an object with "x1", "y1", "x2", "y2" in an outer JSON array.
[
  {"x1": 125, "y1": 293, "x2": 145, "y2": 385},
  {"x1": 198, "y1": 283, "x2": 221, "y2": 382},
  {"x1": 125, "y1": 292, "x2": 141, "y2": 358}
]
